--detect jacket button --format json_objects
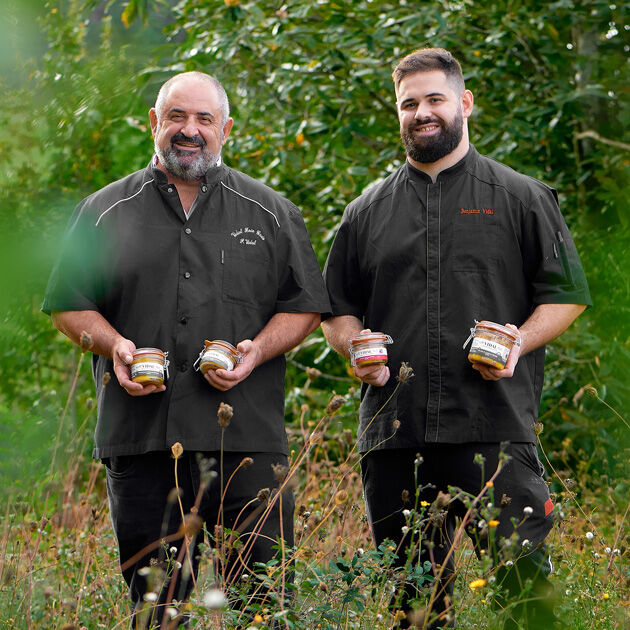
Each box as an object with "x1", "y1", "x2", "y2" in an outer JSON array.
[
  {"x1": 179, "y1": 317, "x2": 187, "y2": 325},
  {"x1": 185, "y1": 227, "x2": 192, "y2": 235},
  {"x1": 180, "y1": 361, "x2": 188, "y2": 372},
  {"x1": 184, "y1": 272, "x2": 191, "y2": 279}
]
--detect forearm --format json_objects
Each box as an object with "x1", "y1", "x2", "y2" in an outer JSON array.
[
  {"x1": 51, "y1": 310, "x2": 126, "y2": 359},
  {"x1": 252, "y1": 311, "x2": 321, "y2": 366},
  {"x1": 519, "y1": 303, "x2": 587, "y2": 355},
  {"x1": 321, "y1": 315, "x2": 364, "y2": 359}
]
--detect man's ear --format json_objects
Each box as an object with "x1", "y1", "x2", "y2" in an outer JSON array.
[
  {"x1": 149, "y1": 107, "x2": 158, "y2": 136},
  {"x1": 221, "y1": 117, "x2": 234, "y2": 145},
  {"x1": 461, "y1": 90, "x2": 474, "y2": 119}
]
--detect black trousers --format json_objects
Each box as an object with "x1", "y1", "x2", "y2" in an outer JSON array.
[
  {"x1": 104, "y1": 451, "x2": 294, "y2": 629},
  {"x1": 361, "y1": 443, "x2": 556, "y2": 629}
]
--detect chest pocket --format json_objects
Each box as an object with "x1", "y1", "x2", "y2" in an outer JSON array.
[
  {"x1": 222, "y1": 240, "x2": 274, "y2": 309},
  {"x1": 449, "y1": 222, "x2": 502, "y2": 272}
]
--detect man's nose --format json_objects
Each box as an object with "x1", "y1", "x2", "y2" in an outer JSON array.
[
  {"x1": 181, "y1": 117, "x2": 199, "y2": 138},
  {"x1": 414, "y1": 103, "x2": 431, "y2": 120}
]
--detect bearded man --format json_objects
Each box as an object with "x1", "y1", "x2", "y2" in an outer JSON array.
[
  {"x1": 43, "y1": 71, "x2": 330, "y2": 627},
  {"x1": 322, "y1": 48, "x2": 590, "y2": 629}
]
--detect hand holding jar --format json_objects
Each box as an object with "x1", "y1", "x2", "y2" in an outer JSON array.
[
  {"x1": 464, "y1": 320, "x2": 522, "y2": 382},
  {"x1": 348, "y1": 329, "x2": 392, "y2": 386}
]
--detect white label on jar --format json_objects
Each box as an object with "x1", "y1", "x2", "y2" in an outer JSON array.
[
  {"x1": 470, "y1": 337, "x2": 510, "y2": 363},
  {"x1": 201, "y1": 350, "x2": 234, "y2": 371},
  {"x1": 353, "y1": 346, "x2": 388, "y2": 364},
  {"x1": 131, "y1": 362, "x2": 164, "y2": 378}
]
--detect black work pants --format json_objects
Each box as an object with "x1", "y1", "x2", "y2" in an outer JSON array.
[
  {"x1": 361, "y1": 443, "x2": 556, "y2": 629},
  {"x1": 104, "y1": 450, "x2": 294, "y2": 629}
]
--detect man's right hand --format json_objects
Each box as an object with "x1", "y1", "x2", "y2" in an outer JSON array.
[{"x1": 112, "y1": 338, "x2": 166, "y2": 396}]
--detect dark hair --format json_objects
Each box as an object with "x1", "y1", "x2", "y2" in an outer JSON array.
[{"x1": 392, "y1": 48, "x2": 465, "y2": 93}]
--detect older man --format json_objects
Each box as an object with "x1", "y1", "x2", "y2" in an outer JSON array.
[
  {"x1": 44, "y1": 71, "x2": 329, "y2": 627},
  {"x1": 322, "y1": 49, "x2": 590, "y2": 628}
]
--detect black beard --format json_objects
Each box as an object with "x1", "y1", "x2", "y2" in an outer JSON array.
[{"x1": 400, "y1": 109, "x2": 463, "y2": 163}]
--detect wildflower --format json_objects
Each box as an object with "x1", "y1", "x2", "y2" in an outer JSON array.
[
  {"x1": 217, "y1": 402, "x2": 233, "y2": 428},
  {"x1": 585, "y1": 531, "x2": 594, "y2": 540},
  {"x1": 522, "y1": 539, "x2": 531, "y2": 548},
  {"x1": 203, "y1": 588, "x2": 227, "y2": 609},
  {"x1": 477, "y1": 519, "x2": 487, "y2": 529},
  {"x1": 397, "y1": 362, "x2": 414, "y2": 382},
  {"x1": 488, "y1": 520, "x2": 499, "y2": 528},
  {"x1": 138, "y1": 567, "x2": 151, "y2": 576},
  {"x1": 171, "y1": 442, "x2": 183, "y2": 459},
  {"x1": 605, "y1": 547, "x2": 611, "y2": 554},
  {"x1": 393, "y1": 610, "x2": 407, "y2": 622},
  {"x1": 614, "y1": 548, "x2": 621, "y2": 555},
  {"x1": 326, "y1": 394, "x2": 345, "y2": 415},
  {"x1": 500, "y1": 494, "x2": 512, "y2": 507},
  {"x1": 257, "y1": 488, "x2": 270, "y2": 502},
  {"x1": 80, "y1": 330, "x2": 93, "y2": 352},
  {"x1": 356, "y1": 548, "x2": 364, "y2": 556},
  {"x1": 169, "y1": 546, "x2": 178, "y2": 554},
  {"x1": 584, "y1": 385, "x2": 598, "y2": 398},
  {"x1": 469, "y1": 578, "x2": 487, "y2": 592},
  {"x1": 532, "y1": 421, "x2": 544, "y2": 436},
  {"x1": 393, "y1": 419, "x2": 401, "y2": 430},
  {"x1": 523, "y1": 506, "x2": 533, "y2": 516},
  {"x1": 166, "y1": 607, "x2": 178, "y2": 618},
  {"x1": 505, "y1": 560, "x2": 513, "y2": 567},
  {"x1": 402, "y1": 509, "x2": 411, "y2": 518},
  {"x1": 401, "y1": 526, "x2": 410, "y2": 535},
  {"x1": 254, "y1": 614, "x2": 264, "y2": 623},
  {"x1": 602, "y1": 593, "x2": 609, "y2": 600},
  {"x1": 485, "y1": 481, "x2": 493, "y2": 488},
  {"x1": 420, "y1": 501, "x2": 430, "y2": 508},
  {"x1": 144, "y1": 592, "x2": 158, "y2": 602},
  {"x1": 173, "y1": 561, "x2": 182, "y2": 569},
  {"x1": 241, "y1": 457, "x2": 254, "y2": 468}
]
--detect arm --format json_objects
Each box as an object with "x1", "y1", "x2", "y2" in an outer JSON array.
[
  {"x1": 51, "y1": 310, "x2": 165, "y2": 396},
  {"x1": 321, "y1": 315, "x2": 390, "y2": 386},
  {"x1": 204, "y1": 312, "x2": 321, "y2": 391},
  {"x1": 472, "y1": 303, "x2": 587, "y2": 381}
]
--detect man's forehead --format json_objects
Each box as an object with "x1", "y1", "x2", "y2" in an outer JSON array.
[
  {"x1": 163, "y1": 78, "x2": 221, "y2": 109},
  {"x1": 396, "y1": 70, "x2": 454, "y2": 99}
]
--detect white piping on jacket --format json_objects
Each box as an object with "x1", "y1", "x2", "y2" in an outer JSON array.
[
  {"x1": 220, "y1": 181, "x2": 280, "y2": 227},
  {"x1": 95, "y1": 178, "x2": 155, "y2": 226}
]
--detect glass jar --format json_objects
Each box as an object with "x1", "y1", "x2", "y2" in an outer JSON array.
[
  {"x1": 464, "y1": 320, "x2": 520, "y2": 370},
  {"x1": 194, "y1": 339, "x2": 243, "y2": 373},
  {"x1": 348, "y1": 331, "x2": 393, "y2": 367},
  {"x1": 130, "y1": 347, "x2": 169, "y2": 385}
]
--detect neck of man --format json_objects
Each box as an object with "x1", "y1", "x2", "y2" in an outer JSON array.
[
  {"x1": 155, "y1": 159, "x2": 204, "y2": 214},
  {"x1": 406, "y1": 126, "x2": 470, "y2": 183}
]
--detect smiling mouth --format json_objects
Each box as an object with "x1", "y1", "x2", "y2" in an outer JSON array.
[{"x1": 413, "y1": 123, "x2": 441, "y2": 134}]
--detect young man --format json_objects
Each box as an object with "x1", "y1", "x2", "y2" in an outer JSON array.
[
  {"x1": 322, "y1": 48, "x2": 590, "y2": 628},
  {"x1": 44, "y1": 71, "x2": 330, "y2": 627}
]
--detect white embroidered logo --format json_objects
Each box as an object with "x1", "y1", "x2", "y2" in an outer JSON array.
[{"x1": 230, "y1": 226, "x2": 266, "y2": 246}]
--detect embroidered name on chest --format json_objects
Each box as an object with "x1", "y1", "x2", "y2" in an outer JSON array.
[{"x1": 230, "y1": 226, "x2": 266, "y2": 246}]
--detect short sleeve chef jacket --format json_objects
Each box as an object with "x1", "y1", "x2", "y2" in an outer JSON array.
[
  {"x1": 43, "y1": 161, "x2": 330, "y2": 458},
  {"x1": 323, "y1": 146, "x2": 591, "y2": 453}
]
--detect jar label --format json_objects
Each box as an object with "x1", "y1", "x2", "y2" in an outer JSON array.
[
  {"x1": 470, "y1": 337, "x2": 510, "y2": 363},
  {"x1": 353, "y1": 346, "x2": 388, "y2": 364},
  {"x1": 201, "y1": 350, "x2": 234, "y2": 371},
  {"x1": 131, "y1": 362, "x2": 164, "y2": 378}
]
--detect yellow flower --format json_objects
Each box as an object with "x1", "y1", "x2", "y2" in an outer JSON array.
[
  {"x1": 420, "y1": 501, "x2": 431, "y2": 507},
  {"x1": 488, "y1": 520, "x2": 499, "y2": 528},
  {"x1": 602, "y1": 593, "x2": 609, "y2": 600},
  {"x1": 254, "y1": 614, "x2": 264, "y2": 622},
  {"x1": 485, "y1": 481, "x2": 494, "y2": 488},
  {"x1": 469, "y1": 578, "x2": 487, "y2": 592}
]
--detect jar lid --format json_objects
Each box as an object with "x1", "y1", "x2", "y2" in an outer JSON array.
[
  {"x1": 349, "y1": 331, "x2": 393, "y2": 345},
  {"x1": 203, "y1": 339, "x2": 240, "y2": 356},
  {"x1": 133, "y1": 347, "x2": 165, "y2": 356},
  {"x1": 475, "y1": 321, "x2": 520, "y2": 342}
]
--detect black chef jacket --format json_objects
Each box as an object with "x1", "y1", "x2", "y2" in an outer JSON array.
[
  {"x1": 324, "y1": 146, "x2": 590, "y2": 452},
  {"x1": 43, "y1": 160, "x2": 330, "y2": 458}
]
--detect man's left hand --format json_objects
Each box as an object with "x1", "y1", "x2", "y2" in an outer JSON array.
[
  {"x1": 471, "y1": 323, "x2": 521, "y2": 381},
  {"x1": 203, "y1": 339, "x2": 261, "y2": 391}
]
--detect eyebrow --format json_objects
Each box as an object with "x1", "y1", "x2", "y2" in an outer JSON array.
[
  {"x1": 399, "y1": 91, "x2": 447, "y2": 105},
  {"x1": 168, "y1": 108, "x2": 215, "y2": 118}
]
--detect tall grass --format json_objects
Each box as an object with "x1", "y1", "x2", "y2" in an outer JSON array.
[{"x1": 0, "y1": 354, "x2": 627, "y2": 629}]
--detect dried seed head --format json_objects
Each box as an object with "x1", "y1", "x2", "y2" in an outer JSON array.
[
  {"x1": 401, "y1": 489, "x2": 410, "y2": 503},
  {"x1": 271, "y1": 463, "x2": 289, "y2": 483},
  {"x1": 436, "y1": 491, "x2": 451, "y2": 509},
  {"x1": 241, "y1": 457, "x2": 254, "y2": 468},
  {"x1": 393, "y1": 419, "x2": 401, "y2": 430},
  {"x1": 305, "y1": 366, "x2": 322, "y2": 381},
  {"x1": 217, "y1": 402, "x2": 233, "y2": 428},
  {"x1": 102, "y1": 371, "x2": 111, "y2": 386},
  {"x1": 343, "y1": 428, "x2": 354, "y2": 444},
  {"x1": 171, "y1": 442, "x2": 183, "y2": 459},
  {"x1": 584, "y1": 385, "x2": 598, "y2": 398},
  {"x1": 335, "y1": 490, "x2": 349, "y2": 505},
  {"x1": 86, "y1": 397, "x2": 94, "y2": 410},
  {"x1": 326, "y1": 394, "x2": 345, "y2": 415},
  {"x1": 500, "y1": 494, "x2": 512, "y2": 507},
  {"x1": 397, "y1": 362, "x2": 414, "y2": 383},
  {"x1": 257, "y1": 487, "x2": 270, "y2": 502},
  {"x1": 80, "y1": 331, "x2": 93, "y2": 353},
  {"x1": 177, "y1": 513, "x2": 202, "y2": 537},
  {"x1": 533, "y1": 421, "x2": 544, "y2": 436}
]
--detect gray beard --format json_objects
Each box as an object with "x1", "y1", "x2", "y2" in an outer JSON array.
[
  {"x1": 401, "y1": 109, "x2": 463, "y2": 164},
  {"x1": 154, "y1": 141, "x2": 221, "y2": 181}
]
